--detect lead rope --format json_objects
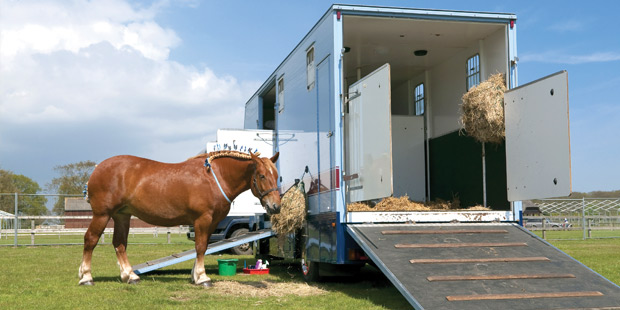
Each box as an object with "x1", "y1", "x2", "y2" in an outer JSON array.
[{"x1": 204, "y1": 158, "x2": 232, "y2": 203}]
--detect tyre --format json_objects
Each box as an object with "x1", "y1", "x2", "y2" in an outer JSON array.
[
  {"x1": 301, "y1": 258, "x2": 321, "y2": 282},
  {"x1": 229, "y1": 227, "x2": 253, "y2": 255}
]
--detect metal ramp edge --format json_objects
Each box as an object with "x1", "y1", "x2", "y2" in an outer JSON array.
[
  {"x1": 346, "y1": 223, "x2": 620, "y2": 310},
  {"x1": 132, "y1": 228, "x2": 274, "y2": 275}
]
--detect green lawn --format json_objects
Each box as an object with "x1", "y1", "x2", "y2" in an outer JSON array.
[
  {"x1": 0, "y1": 233, "x2": 618, "y2": 309},
  {"x1": 0, "y1": 244, "x2": 410, "y2": 310}
]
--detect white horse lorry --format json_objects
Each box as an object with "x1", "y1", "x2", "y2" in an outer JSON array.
[
  {"x1": 242, "y1": 4, "x2": 620, "y2": 309},
  {"x1": 133, "y1": 5, "x2": 620, "y2": 309}
]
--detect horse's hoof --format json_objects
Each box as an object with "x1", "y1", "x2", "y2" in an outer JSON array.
[
  {"x1": 128, "y1": 279, "x2": 140, "y2": 285},
  {"x1": 79, "y1": 281, "x2": 94, "y2": 286},
  {"x1": 197, "y1": 281, "x2": 213, "y2": 288}
]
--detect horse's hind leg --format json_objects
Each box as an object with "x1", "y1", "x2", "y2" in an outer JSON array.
[
  {"x1": 79, "y1": 214, "x2": 111, "y2": 285},
  {"x1": 112, "y1": 214, "x2": 140, "y2": 284}
]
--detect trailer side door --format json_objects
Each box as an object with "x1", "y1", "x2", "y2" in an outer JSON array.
[
  {"x1": 345, "y1": 63, "x2": 393, "y2": 203},
  {"x1": 504, "y1": 71, "x2": 571, "y2": 201}
]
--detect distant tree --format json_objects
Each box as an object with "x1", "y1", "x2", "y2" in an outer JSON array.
[
  {"x1": 47, "y1": 161, "x2": 96, "y2": 215},
  {"x1": 0, "y1": 169, "x2": 48, "y2": 215}
]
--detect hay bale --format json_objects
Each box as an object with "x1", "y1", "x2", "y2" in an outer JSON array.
[
  {"x1": 271, "y1": 181, "x2": 307, "y2": 236},
  {"x1": 460, "y1": 73, "x2": 506, "y2": 144}
]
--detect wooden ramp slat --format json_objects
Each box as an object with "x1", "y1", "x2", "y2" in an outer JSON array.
[
  {"x1": 428, "y1": 273, "x2": 576, "y2": 282},
  {"x1": 382, "y1": 229, "x2": 508, "y2": 235},
  {"x1": 410, "y1": 257, "x2": 550, "y2": 264},
  {"x1": 446, "y1": 291, "x2": 604, "y2": 301},
  {"x1": 395, "y1": 242, "x2": 527, "y2": 248}
]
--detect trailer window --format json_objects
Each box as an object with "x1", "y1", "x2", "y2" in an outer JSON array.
[
  {"x1": 414, "y1": 83, "x2": 424, "y2": 116},
  {"x1": 466, "y1": 54, "x2": 480, "y2": 90},
  {"x1": 306, "y1": 46, "x2": 315, "y2": 90},
  {"x1": 277, "y1": 77, "x2": 285, "y2": 113}
]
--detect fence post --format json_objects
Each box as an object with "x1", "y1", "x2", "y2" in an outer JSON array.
[
  {"x1": 31, "y1": 220, "x2": 35, "y2": 246},
  {"x1": 14, "y1": 193, "x2": 18, "y2": 247},
  {"x1": 542, "y1": 217, "x2": 546, "y2": 240},
  {"x1": 588, "y1": 219, "x2": 592, "y2": 238},
  {"x1": 582, "y1": 198, "x2": 586, "y2": 240}
]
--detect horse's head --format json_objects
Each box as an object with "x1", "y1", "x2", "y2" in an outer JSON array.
[{"x1": 250, "y1": 152, "x2": 281, "y2": 215}]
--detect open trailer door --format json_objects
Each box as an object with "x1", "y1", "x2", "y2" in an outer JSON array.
[
  {"x1": 345, "y1": 63, "x2": 393, "y2": 203},
  {"x1": 504, "y1": 71, "x2": 571, "y2": 201}
]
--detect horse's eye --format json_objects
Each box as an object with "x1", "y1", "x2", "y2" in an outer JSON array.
[{"x1": 260, "y1": 174, "x2": 266, "y2": 179}]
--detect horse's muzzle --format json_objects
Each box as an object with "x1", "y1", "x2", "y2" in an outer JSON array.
[{"x1": 266, "y1": 203, "x2": 281, "y2": 215}]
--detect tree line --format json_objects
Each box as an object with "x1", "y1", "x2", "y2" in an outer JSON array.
[{"x1": 0, "y1": 161, "x2": 95, "y2": 216}]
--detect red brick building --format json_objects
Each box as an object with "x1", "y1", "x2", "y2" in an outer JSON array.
[{"x1": 64, "y1": 197, "x2": 156, "y2": 228}]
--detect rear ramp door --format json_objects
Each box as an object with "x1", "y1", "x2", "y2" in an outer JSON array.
[{"x1": 347, "y1": 223, "x2": 620, "y2": 309}]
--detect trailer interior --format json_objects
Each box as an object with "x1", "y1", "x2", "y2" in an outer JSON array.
[{"x1": 342, "y1": 15, "x2": 511, "y2": 209}]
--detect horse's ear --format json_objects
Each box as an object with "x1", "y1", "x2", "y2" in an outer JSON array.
[
  {"x1": 270, "y1": 152, "x2": 279, "y2": 163},
  {"x1": 249, "y1": 151, "x2": 259, "y2": 161}
]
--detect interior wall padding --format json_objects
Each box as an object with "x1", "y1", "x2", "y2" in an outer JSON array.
[{"x1": 429, "y1": 131, "x2": 509, "y2": 210}]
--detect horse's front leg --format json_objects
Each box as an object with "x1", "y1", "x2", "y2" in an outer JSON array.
[
  {"x1": 112, "y1": 214, "x2": 140, "y2": 284},
  {"x1": 192, "y1": 215, "x2": 213, "y2": 287}
]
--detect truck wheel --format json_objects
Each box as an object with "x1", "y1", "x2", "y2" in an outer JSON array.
[
  {"x1": 230, "y1": 228, "x2": 253, "y2": 255},
  {"x1": 302, "y1": 259, "x2": 321, "y2": 282}
]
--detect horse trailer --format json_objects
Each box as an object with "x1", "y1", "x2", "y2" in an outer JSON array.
[{"x1": 241, "y1": 4, "x2": 620, "y2": 309}]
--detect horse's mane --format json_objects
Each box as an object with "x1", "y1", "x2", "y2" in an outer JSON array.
[{"x1": 189, "y1": 150, "x2": 261, "y2": 166}]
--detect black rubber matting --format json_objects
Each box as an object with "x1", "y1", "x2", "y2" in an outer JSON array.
[{"x1": 347, "y1": 223, "x2": 620, "y2": 310}]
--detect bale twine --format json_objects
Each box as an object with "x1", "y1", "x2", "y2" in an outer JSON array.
[
  {"x1": 271, "y1": 181, "x2": 307, "y2": 236},
  {"x1": 460, "y1": 73, "x2": 507, "y2": 144}
]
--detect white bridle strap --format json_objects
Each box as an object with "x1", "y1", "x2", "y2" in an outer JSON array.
[{"x1": 204, "y1": 159, "x2": 231, "y2": 203}]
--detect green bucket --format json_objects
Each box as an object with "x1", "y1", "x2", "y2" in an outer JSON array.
[{"x1": 217, "y1": 259, "x2": 238, "y2": 276}]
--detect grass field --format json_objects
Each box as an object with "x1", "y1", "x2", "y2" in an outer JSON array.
[{"x1": 1, "y1": 233, "x2": 619, "y2": 309}]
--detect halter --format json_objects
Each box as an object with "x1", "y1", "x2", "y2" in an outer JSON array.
[
  {"x1": 204, "y1": 158, "x2": 231, "y2": 203},
  {"x1": 252, "y1": 174, "x2": 279, "y2": 203}
]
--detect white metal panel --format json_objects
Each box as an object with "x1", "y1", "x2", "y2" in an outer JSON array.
[
  {"x1": 392, "y1": 116, "x2": 425, "y2": 201},
  {"x1": 346, "y1": 63, "x2": 393, "y2": 202},
  {"x1": 504, "y1": 71, "x2": 570, "y2": 201}
]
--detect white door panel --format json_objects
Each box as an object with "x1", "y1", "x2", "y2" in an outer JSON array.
[
  {"x1": 346, "y1": 63, "x2": 393, "y2": 202},
  {"x1": 504, "y1": 71, "x2": 571, "y2": 201}
]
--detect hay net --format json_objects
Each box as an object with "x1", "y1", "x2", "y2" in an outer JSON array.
[
  {"x1": 460, "y1": 73, "x2": 506, "y2": 144},
  {"x1": 270, "y1": 180, "x2": 307, "y2": 236}
]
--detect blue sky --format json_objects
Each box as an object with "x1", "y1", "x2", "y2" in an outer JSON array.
[{"x1": 1, "y1": 0, "x2": 619, "y2": 193}]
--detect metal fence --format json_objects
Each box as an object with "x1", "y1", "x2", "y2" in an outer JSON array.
[
  {"x1": 525, "y1": 198, "x2": 620, "y2": 240},
  {"x1": 0, "y1": 193, "x2": 190, "y2": 246}
]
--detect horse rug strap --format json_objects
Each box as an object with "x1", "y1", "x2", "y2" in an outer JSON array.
[{"x1": 204, "y1": 158, "x2": 232, "y2": 203}]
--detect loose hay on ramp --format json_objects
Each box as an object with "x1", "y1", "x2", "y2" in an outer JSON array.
[
  {"x1": 460, "y1": 73, "x2": 507, "y2": 144},
  {"x1": 212, "y1": 280, "x2": 326, "y2": 297}
]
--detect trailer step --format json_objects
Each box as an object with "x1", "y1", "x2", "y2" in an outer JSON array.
[
  {"x1": 446, "y1": 291, "x2": 604, "y2": 301},
  {"x1": 346, "y1": 223, "x2": 620, "y2": 310},
  {"x1": 410, "y1": 257, "x2": 550, "y2": 264}
]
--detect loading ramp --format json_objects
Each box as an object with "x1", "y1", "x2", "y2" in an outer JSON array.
[
  {"x1": 347, "y1": 223, "x2": 620, "y2": 310},
  {"x1": 132, "y1": 228, "x2": 274, "y2": 275}
]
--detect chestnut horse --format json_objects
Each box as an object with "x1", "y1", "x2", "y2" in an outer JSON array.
[{"x1": 78, "y1": 150, "x2": 280, "y2": 286}]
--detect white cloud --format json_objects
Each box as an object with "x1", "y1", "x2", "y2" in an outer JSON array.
[
  {"x1": 0, "y1": 0, "x2": 259, "y2": 186},
  {"x1": 520, "y1": 51, "x2": 620, "y2": 64},
  {"x1": 0, "y1": 0, "x2": 179, "y2": 63},
  {"x1": 548, "y1": 20, "x2": 585, "y2": 33}
]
